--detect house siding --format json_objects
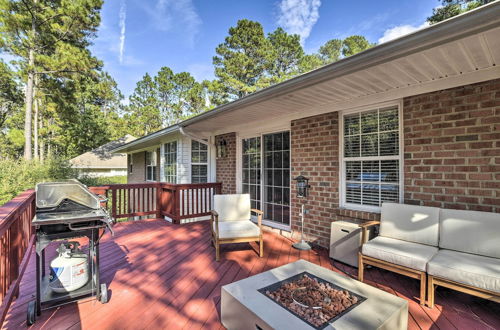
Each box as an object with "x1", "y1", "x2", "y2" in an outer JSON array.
[
  {"x1": 215, "y1": 132, "x2": 237, "y2": 194},
  {"x1": 285, "y1": 78, "x2": 500, "y2": 247},
  {"x1": 127, "y1": 149, "x2": 160, "y2": 183}
]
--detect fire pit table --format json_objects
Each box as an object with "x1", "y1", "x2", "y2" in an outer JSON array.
[{"x1": 221, "y1": 259, "x2": 408, "y2": 330}]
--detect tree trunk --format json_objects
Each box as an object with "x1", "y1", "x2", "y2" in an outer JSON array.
[
  {"x1": 23, "y1": 53, "x2": 34, "y2": 160},
  {"x1": 34, "y1": 96, "x2": 39, "y2": 160}
]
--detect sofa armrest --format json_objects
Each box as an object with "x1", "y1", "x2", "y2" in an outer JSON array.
[
  {"x1": 359, "y1": 220, "x2": 380, "y2": 245},
  {"x1": 251, "y1": 209, "x2": 263, "y2": 231}
]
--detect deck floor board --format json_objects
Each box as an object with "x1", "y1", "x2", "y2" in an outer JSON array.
[{"x1": 3, "y1": 219, "x2": 499, "y2": 330}]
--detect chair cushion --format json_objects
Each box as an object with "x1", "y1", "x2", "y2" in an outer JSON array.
[
  {"x1": 214, "y1": 220, "x2": 260, "y2": 239},
  {"x1": 439, "y1": 209, "x2": 500, "y2": 258},
  {"x1": 214, "y1": 194, "x2": 251, "y2": 221},
  {"x1": 362, "y1": 236, "x2": 438, "y2": 271},
  {"x1": 428, "y1": 249, "x2": 500, "y2": 294},
  {"x1": 380, "y1": 202, "x2": 440, "y2": 246}
]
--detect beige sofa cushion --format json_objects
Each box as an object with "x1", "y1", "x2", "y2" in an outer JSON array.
[
  {"x1": 362, "y1": 236, "x2": 438, "y2": 271},
  {"x1": 214, "y1": 220, "x2": 260, "y2": 239},
  {"x1": 428, "y1": 249, "x2": 500, "y2": 293},
  {"x1": 439, "y1": 209, "x2": 500, "y2": 258},
  {"x1": 380, "y1": 203, "x2": 440, "y2": 246},
  {"x1": 214, "y1": 194, "x2": 251, "y2": 221}
]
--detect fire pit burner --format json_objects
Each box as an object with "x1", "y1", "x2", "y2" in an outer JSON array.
[{"x1": 258, "y1": 272, "x2": 366, "y2": 329}]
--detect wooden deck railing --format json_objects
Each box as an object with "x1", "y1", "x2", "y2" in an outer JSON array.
[
  {"x1": 89, "y1": 182, "x2": 222, "y2": 223},
  {"x1": 0, "y1": 182, "x2": 222, "y2": 325},
  {"x1": 159, "y1": 183, "x2": 222, "y2": 224},
  {"x1": 0, "y1": 190, "x2": 36, "y2": 324}
]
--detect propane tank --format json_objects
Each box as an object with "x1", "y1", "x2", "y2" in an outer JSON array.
[{"x1": 49, "y1": 241, "x2": 89, "y2": 293}]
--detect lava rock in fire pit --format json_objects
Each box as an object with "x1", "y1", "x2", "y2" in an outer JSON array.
[{"x1": 264, "y1": 274, "x2": 359, "y2": 328}]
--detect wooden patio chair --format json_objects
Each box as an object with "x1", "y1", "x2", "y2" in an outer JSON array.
[{"x1": 210, "y1": 194, "x2": 264, "y2": 261}]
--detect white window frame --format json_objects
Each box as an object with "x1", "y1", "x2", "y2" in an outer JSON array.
[
  {"x1": 164, "y1": 141, "x2": 178, "y2": 183},
  {"x1": 191, "y1": 140, "x2": 209, "y2": 183},
  {"x1": 145, "y1": 150, "x2": 157, "y2": 182},
  {"x1": 339, "y1": 100, "x2": 404, "y2": 213}
]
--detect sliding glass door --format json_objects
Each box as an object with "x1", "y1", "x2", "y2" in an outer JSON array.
[{"x1": 242, "y1": 131, "x2": 290, "y2": 226}]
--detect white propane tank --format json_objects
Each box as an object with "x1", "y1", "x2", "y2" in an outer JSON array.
[{"x1": 49, "y1": 242, "x2": 89, "y2": 293}]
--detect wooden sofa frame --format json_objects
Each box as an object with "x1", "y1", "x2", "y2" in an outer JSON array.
[
  {"x1": 210, "y1": 208, "x2": 264, "y2": 262},
  {"x1": 427, "y1": 274, "x2": 500, "y2": 308},
  {"x1": 357, "y1": 221, "x2": 427, "y2": 306}
]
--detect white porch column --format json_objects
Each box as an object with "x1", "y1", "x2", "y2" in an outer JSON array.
[{"x1": 159, "y1": 143, "x2": 165, "y2": 182}]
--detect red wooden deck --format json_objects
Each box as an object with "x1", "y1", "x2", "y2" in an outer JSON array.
[{"x1": 2, "y1": 219, "x2": 499, "y2": 330}]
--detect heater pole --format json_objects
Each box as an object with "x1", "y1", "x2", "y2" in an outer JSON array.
[{"x1": 293, "y1": 203, "x2": 312, "y2": 250}]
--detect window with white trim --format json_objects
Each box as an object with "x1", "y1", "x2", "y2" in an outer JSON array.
[
  {"x1": 145, "y1": 151, "x2": 157, "y2": 181},
  {"x1": 128, "y1": 154, "x2": 133, "y2": 174},
  {"x1": 164, "y1": 141, "x2": 177, "y2": 183},
  {"x1": 191, "y1": 140, "x2": 208, "y2": 183},
  {"x1": 341, "y1": 106, "x2": 401, "y2": 210}
]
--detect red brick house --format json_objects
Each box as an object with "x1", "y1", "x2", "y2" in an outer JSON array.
[{"x1": 113, "y1": 3, "x2": 500, "y2": 247}]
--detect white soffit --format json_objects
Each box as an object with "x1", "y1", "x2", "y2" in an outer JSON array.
[{"x1": 183, "y1": 4, "x2": 500, "y2": 136}]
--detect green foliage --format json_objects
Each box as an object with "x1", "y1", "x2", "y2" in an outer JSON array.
[
  {"x1": 427, "y1": 0, "x2": 493, "y2": 24},
  {"x1": 213, "y1": 19, "x2": 272, "y2": 99},
  {"x1": 78, "y1": 175, "x2": 127, "y2": 187},
  {"x1": 0, "y1": 158, "x2": 76, "y2": 205},
  {"x1": 265, "y1": 27, "x2": 304, "y2": 84},
  {"x1": 341, "y1": 36, "x2": 374, "y2": 57},
  {"x1": 319, "y1": 39, "x2": 342, "y2": 64}
]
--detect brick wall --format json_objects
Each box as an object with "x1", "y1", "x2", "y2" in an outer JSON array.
[
  {"x1": 288, "y1": 78, "x2": 500, "y2": 247},
  {"x1": 127, "y1": 149, "x2": 161, "y2": 183},
  {"x1": 404, "y1": 78, "x2": 500, "y2": 212},
  {"x1": 215, "y1": 133, "x2": 236, "y2": 194}
]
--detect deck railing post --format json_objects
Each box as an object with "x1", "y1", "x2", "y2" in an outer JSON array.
[
  {"x1": 156, "y1": 183, "x2": 163, "y2": 219},
  {"x1": 111, "y1": 188, "x2": 117, "y2": 219}
]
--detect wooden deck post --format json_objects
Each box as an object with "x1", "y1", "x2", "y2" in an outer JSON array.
[{"x1": 156, "y1": 183, "x2": 163, "y2": 219}]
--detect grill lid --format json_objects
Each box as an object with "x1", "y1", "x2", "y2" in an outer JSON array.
[{"x1": 36, "y1": 179, "x2": 100, "y2": 210}]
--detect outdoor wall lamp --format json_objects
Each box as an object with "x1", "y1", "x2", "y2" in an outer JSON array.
[
  {"x1": 294, "y1": 175, "x2": 310, "y2": 198},
  {"x1": 216, "y1": 138, "x2": 227, "y2": 158}
]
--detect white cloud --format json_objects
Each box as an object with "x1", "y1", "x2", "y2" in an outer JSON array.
[
  {"x1": 277, "y1": 0, "x2": 321, "y2": 44},
  {"x1": 145, "y1": 0, "x2": 201, "y2": 46},
  {"x1": 118, "y1": 0, "x2": 126, "y2": 64},
  {"x1": 378, "y1": 22, "x2": 429, "y2": 44}
]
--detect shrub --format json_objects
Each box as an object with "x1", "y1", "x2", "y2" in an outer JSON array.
[
  {"x1": 78, "y1": 175, "x2": 127, "y2": 187},
  {"x1": 0, "y1": 158, "x2": 76, "y2": 206}
]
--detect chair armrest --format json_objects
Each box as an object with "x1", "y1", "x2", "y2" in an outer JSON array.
[
  {"x1": 210, "y1": 210, "x2": 219, "y2": 237},
  {"x1": 251, "y1": 209, "x2": 263, "y2": 231},
  {"x1": 358, "y1": 220, "x2": 380, "y2": 228},
  {"x1": 359, "y1": 221, "x2": 380, "y2": 245}
]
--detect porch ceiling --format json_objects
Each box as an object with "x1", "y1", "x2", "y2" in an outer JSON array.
[{"x1": 183, "y1": 3, "x2": 500, "y2": 136}]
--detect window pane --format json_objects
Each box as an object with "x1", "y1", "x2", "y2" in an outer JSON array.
[
  {"x1": 362, "y1": 183, "x2": 380, "y2": 206},
  {"x1": 346, "y1": 183, "x2": 361, "y2": 204},
  {"x1": 346, "y1": 161, "x2": 361, "y2": 181},
  {"x1": 344, "y1": 136, "x2": 360, "y2": 157},
  {"x1": 381, "y1": 184, "x2": 399, "y2": 203},
  {"x1": 379, "y1": 132, "x2": 399, "y2": 156},
  {"x1": 361, "y1": 134, "x2": 378, "y2": 157},
  {"x1": 273, "y1": 152, "x2": 282, "y2": 169},
  {"x1": 344, "y1": 114, "x2": 360, "y2": 136},
  {"x1": 381, "y1": 160, "x2": 399, "y2": 182},
  {"x1": 361, "y1": 110, "x2": 378, "y2": 134},
  {"x1": 379, "y1": 107, "x2": 398, "y2": 131},
  {"x1": 200, "y1": 151, "x2": 208, "y2": 163},
  {"x1": 362, "y1": 161, "x2": 380, "y2": 182}
]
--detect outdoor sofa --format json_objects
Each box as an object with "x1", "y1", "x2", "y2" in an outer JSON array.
[{"x1": 358, "y1": 202, "x2": 500, "y2": 307}]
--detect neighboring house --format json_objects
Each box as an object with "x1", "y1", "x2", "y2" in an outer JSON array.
[
  {"x1": 113, "y1": 4, "x2": 500, "y2": 246},
  {"x1": 70, "y1": 135, "x2": 136, "y2": 178}
]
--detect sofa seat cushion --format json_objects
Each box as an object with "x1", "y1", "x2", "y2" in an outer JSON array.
[
  {"x1": 214, "y1": 220, "x2": 260, "y2": 239},
  {"x1": 362, "y1": 236, "x2": 438, "y2": 271},
  {"x1": 427, "y1": 249, "x2": 500, "y2": 293}
]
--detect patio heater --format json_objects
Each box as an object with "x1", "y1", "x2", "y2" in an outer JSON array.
[{"x1": 293, "y1": 175, "x2": 312, "y2": 251}]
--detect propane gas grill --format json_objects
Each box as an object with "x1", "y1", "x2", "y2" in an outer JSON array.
[{"x1": 27, "y1": 180, "x2": 114, "y2": 325}]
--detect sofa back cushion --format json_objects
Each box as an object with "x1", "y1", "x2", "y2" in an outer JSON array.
[
  {"x1": 380, "y1": 203, "x2": 440, "y2": 246},
  {"x1": 439, "y1": 209, "x2": 500, "y2": 258},
  {"x1": 214, "y1": 194, "x2": 251, "y2": 221}
]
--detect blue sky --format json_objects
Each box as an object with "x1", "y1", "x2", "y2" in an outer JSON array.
[{"x1": 91, "y1": 0, "x2": 439, "y2": 98}]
